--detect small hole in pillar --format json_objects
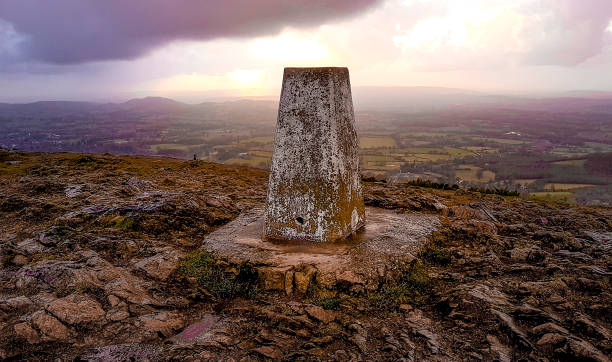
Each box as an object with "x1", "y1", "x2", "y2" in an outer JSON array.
[{"x1": 296, "y1": 217, "x2": 304, "y2": 225}]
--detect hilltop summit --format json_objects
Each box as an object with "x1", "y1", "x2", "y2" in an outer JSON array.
[{"x1": 0, "y1": 150, "x2": 610, "y2": 361}]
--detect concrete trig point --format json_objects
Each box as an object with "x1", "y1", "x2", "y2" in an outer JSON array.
[
  {"x1": 264, "y1": 67, "x2": 365, "y2": 242},
  {"x1": 200, "y1": 67, "x2": 438, "y2": 295}
]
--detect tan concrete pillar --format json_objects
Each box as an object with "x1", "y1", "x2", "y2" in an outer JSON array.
[{"x1": 264, "y1": 67, "x2": 365, "y2": 242}]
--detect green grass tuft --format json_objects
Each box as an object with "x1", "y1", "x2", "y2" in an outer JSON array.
[
  {"x1": 421, "y1": 245, "x2": 452, "y2": 266},
  {"x1": 368, "y1": 261, "x2": 434, "y2": 310},
  {"x1": 177, "y1": 250, "x2": 259, "y2": 299},
  {"x1": 113, "y1": 216, "x2": 136, "y2": 230},
  {"x1": 313, "y1": 297, "x2": 341, "y2": 310}
]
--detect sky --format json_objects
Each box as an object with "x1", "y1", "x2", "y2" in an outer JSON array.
[{"x1": 1, "y1": 0, "x2": 612, "y2": 102}]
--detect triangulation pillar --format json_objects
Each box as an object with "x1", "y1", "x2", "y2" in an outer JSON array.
[{"x1": 264, "y1": 67, "x2": 365, "y2": 242}]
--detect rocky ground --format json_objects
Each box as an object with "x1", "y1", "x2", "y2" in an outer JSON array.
[{"x1": 0, "y1": 150, "x2": 610, "y2": 361}]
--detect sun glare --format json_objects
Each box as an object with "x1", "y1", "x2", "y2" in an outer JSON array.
[
  {"x1": 151, "y1": 69, "x2": 263, "y2": 92},
  {"x1": 229, "y1": 69, "x2": 262, "y2": 84},
  {"x1": 249, "y1": 32, "x2": 329, "y2": 62}
]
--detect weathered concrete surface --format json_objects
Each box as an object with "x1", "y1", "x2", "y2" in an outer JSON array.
[
  {"x1": 203, "y1": 207, "x2": 439, "y2": 293},
  {"x1": 264, "y1": 67, "x2": 365, "y2": 242}
]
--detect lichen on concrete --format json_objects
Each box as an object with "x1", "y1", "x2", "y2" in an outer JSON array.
[{"x1": 264, "y1": 67, "x2": 365, "y2": 242}]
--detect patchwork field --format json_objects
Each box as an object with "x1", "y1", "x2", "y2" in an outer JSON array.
[
  {"x1": 224, "y1": 156, "x2": 271, "y2": 168},
  {"x1": 359, "y1": 136, "x2": 397, "y2": 149},
  {"x1": 530, "y1": 191, "x2": 576, "y2": 204},
  {"x1": 514, "y1": 179, "x2": 538, "y2": 186},
  {"x1": 544, "y1": 183, "x2": 596, "y2": 191},
  {"x1": 203, "y1": 125, "x2": 611, "y2": 206},
  {"x1": 150, "y1": 144, "x2": 193, "y2": 152},
  {"x1": 455, "y1": 165, "x2": 496, "y2": 182},
  {"x1": 238, "y1": 137, "x2": 274, "y2": 145},
  {"x1": 552, "y1": 159, "x2": 586, "y2": 166}
]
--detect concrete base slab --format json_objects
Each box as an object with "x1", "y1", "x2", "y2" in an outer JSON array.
[{"x1": 201, "y1": 207, "x2": 439, "y2": 293}]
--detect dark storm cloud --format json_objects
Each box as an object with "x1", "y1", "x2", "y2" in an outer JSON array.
[{"x1": 0, "y1": 0, "x2": 383, "y2": 64}]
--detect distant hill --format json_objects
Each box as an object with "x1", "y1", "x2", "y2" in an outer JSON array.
[
  {"x1": 1, "y1": 90, "x2": 611, "y2": 118},
  {"x1": 351, "y1": 86, "x2": 612, "y2": 114},
  {"x1": 0, "y1": 100, "x2": 103, "y2": 117},
  {"x1": 118, "y1": 96, "x2": 190, "y2": 114},
  {"x1": 0, "y1": 97, "x2": 278, "y2": 122}
]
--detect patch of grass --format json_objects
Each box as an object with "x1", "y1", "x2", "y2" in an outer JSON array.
[
  {"x1": 313, "y1": 297, "x2": 341, "y2": 310},
  {"x1": 319, "y1": 322, "x2": 344, "y2": 337},
  {"x1": 305, "y1": 279, "x2": 339, "y2": 306},
  {"x1": 421, "y1": 245, "x2": 452, "y2": 266},
  {"x1": 113, "y1": 216, "x2": 136, "y2": 230},
  {"x1": 369, "y1": 261, "x2": 434, "y2": 310},
  {"x1": 177, "y1": 250, "x2": 259, "y2": 300}
]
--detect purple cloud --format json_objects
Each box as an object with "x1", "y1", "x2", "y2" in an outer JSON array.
[{"x1": 0, "y1": 0, "x2": 383, "y2": 64}]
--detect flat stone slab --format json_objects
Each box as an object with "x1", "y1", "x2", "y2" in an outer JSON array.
[{"x1": 202, "y1": 207, "x2": 439, "y2": 293}]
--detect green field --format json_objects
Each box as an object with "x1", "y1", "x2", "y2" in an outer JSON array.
[
  {"x1": 479, "y1": 138, "x2": 528, "y2": 145},
  {"x1": 362, "y1": 155, "x2": 398, "y2": 162},
  {"x1": 224, "y1": 156, "x2": 271, "y2": 168},
  {"x1": 410, "y1": 154, "x2": 452, "y2": 162},
  {"x1": 362, "y1": 163, "x2": 401, "y2": 171},
  {"x1": 455, "y1": 165, "x2": 496, "y2": 182},
  {"x1": 360, "y1": 137, "x2": 397, "y2": 149},
  {"x1": 552, "y1": 159, "x2": 586, "y2": 166},
  {"x1": 399, "y1": 132, "x2": 449, "y2": 137},
  {"x1": 584, "y1": 142, "x2": 612, "y2": 152},
  {"x1": 530, "y1": 192, "x2": 576, "y2": 204},
  {"x1": 445, "y1": 147, "x2": 475, "y2": 157},
  {"x1": 150, "y1": 144, "x2": 193, "y2": 152},
  {"x1": 395, "y1": 147, "x2": 444, "y2": 154},
  {"x1": 239, "y1": 137, "x2": 274, "y2": 145},
  {"x1": 514, "y1": 179, "x2": 538, "y2": 186},
  {"x1": 544, "y1": 183, "x2": 596, "y2": 191},
  {"x1": 248, "y1": 151, "x2": 273, "y2": 158},
  {"x1": 146, "y1": 125, "x2": 608, "y2": 207},
  {"x1": 404, "y1": 140, "x2": 432, "y2": 146}
]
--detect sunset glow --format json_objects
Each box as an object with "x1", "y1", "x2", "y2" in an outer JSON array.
[
  {"x1": 229, "y1": 69, "x2": 263, "y2": 84},
  {"x1": 249, "y1": 32, "x2": 329, "y2": 63},
  {"x1": 1, "y1": 0, "x2": 611, "y2": 101},
  {"x1": 151, "y1": 69, "x2": 264, "y2": 93}
]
